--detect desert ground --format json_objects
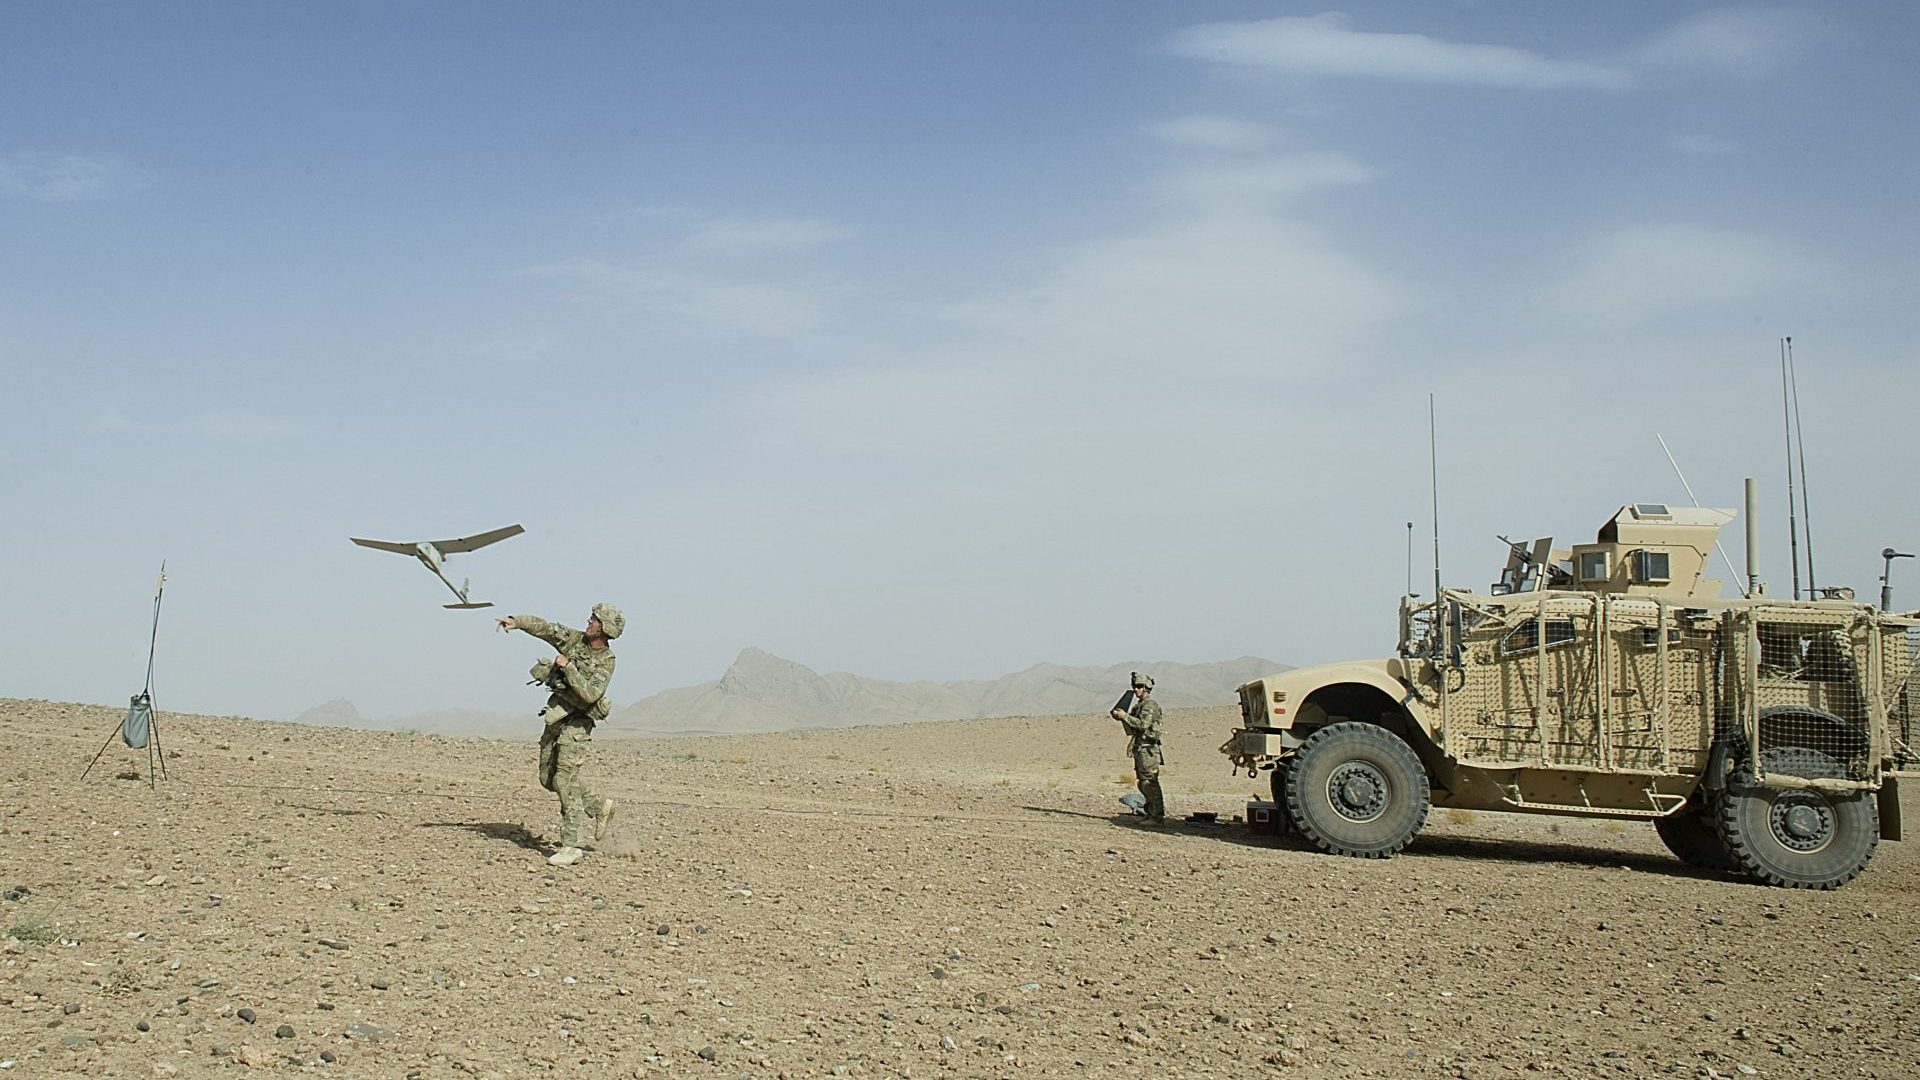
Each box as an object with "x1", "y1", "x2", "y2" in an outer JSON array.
[{"x1": 3, "y1": 697, "x2": 1917, "y2": 1079}]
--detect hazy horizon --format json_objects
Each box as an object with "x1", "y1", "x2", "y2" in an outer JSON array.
[{"x1": 4, "y1": 4, "x2": 1916, "y2": 721}]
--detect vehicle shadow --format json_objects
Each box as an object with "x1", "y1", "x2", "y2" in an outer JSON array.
[
  {"x1": 420, "y1": 820, "x2": 547, "y2": 853},
  {"x1": 1202, "y1": 820, "x2": 1732, "y2": 882}
]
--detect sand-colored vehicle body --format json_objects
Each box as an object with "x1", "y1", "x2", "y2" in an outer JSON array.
[{"x1": 1223, "y1": 504, "x2": 1920, "y2": 888}]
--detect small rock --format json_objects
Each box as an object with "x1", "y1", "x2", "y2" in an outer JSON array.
[
  {"x1": 1735, "y1": 1068, "x2": 1758, "y2": 1076},
  {"x1": 697, "y1": 1045, "x2": 717, "y2": 1061},
  {"x1": 1597, "y1": 922, "x2": 1613, "y2": 931},
  {"x1": 145, "y1": 874, "x2": 167, "y2": 887},
  {"x1": 315, "y1": 938, "x2": 348, "y2": 951},
  {"x1": 136, "y1": 1019, "x2": 150, "y2": 1032},
  {"x1": 152, "y1": 1062, "x2": 178, "y2": 1077},
  {"x1": 346, "y1": 1022, "x2": 391, "y2": 1043},
  {"x1": 656, "y1": 925, "x2": 670, "y2": 936},
  {"x1": 276, "y1": 1024, "x2": 294, "y2": 1039},
  {"x1": 319, "y1": 1050, "x2": 337, "y2": 1063},
  {"x1": 1708, "y1": 916, "x2": 1726, "y2": 926},
  {"x1": 940, "y1": 1036, "x2": 957, "y2": 1051},
  {"x1": 237, "y1": 1007, "x2": 256, "y2": 1023},
  {"x1": 369, "y1": 979, "x2": 390, "y2": 991},
  {"x1": 931, "y1": 967, "x2": 948, "y2": 980},
  {"x1": 63, "y1": 1003, "x2": 80, "y2": 1015}
]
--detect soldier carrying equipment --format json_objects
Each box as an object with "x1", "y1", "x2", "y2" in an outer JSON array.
[
  {"x1": 499, "y1": 605, "x2": 623, "y2": 866},
  {"x1": 1113, "y1": 672, "x2": 1166, "y2": 824}
]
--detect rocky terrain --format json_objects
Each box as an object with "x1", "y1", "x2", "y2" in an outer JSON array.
[{"x1": 3, "y1": 696, "x2": 1917, "y2": 1078}]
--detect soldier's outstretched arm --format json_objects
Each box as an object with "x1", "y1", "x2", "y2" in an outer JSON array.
[{"x1": 506, "y1": 614, "x2": 575, "y2": 650}]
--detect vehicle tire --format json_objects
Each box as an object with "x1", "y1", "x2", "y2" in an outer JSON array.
[
  {"x1": 1284, "y1": 722, "x2": 1430, "y2": 858},
  {"x1": 1717, "y1": 746, "x2": 1878, "y2": 890},
  {"x1": 1653, "y1": 794, "x2": 1734, "y2": 871}
]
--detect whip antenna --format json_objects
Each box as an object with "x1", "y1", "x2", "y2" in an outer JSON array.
[
  {"x1": 1429, "y1": 394, "x2": 1443, "y2": 603},
  {"x1": 1788, "y1": 336, "x2": 1818, "y2": 595},
  {"x1": 1781, "y1": 338, "x2": 1801, "y2": 598},
  {"x1": 1656, "y1": 435, "x2": 1748, "y2": 598}
]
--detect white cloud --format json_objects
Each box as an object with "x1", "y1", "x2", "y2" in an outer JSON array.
[
  {"x1": 522, "y1": 257, "x2": 851, "y2": 338},
  {"x1": 1145, "y1": 114, "x2": 1279, "y2": 152},
  {"x1": 1161, "y1": 152, "x2": 1373, "y2": 209},
  {"x1": 1168, "y1": 12, "x2": 1631, "y2": 90},
  {"x1": 0, "y1": 152, "x2": 148, "y2": 201},
  {"x1": 1166, "y1": 9, "x2": 1814, "y2": 92},
  {"x1": 685, "y1": 218, "x2": 853, "y2": 253},
  {"x1": 1632, "y1": 8, "x2": 1811, "y2": 80},
  {"x1": 726, "y1": 151, "x2": 1415, "y2": 473},
  {"x1": 1540, "y1": 223, "x2": 1813, "y2": 324}
]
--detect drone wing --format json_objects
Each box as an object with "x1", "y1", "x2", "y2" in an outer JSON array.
[
  {"x1": 350, "y1": 537, "x2": 419, "y2": 556},
  {"x1": 431, "y1": 524, "x2": 525, "y2": 555}
]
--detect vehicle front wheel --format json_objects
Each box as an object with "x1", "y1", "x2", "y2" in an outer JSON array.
[
  {"x1": 1284, "y1": 722, "x2": 1430, "y2": 858},
  {"x1": 1717, "y1": 746, "x2": 1878, "y2": 889}
]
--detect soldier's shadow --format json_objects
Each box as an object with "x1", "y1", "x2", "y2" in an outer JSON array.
[{"x1": 420, "y1": 820, "x2": 547, "y2": 853}]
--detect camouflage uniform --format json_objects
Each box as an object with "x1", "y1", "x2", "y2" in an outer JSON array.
[
  {"x1": 515, "y1": 614, "x2": 616, "y2": 849},
  {"x1": 1119, "y1": 693, "x2": 1166, "y2": 821}
]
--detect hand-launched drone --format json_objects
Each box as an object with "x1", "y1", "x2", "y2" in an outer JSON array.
[{"x1": 351, "y1": 524, "x2": 524, "y2": 608}]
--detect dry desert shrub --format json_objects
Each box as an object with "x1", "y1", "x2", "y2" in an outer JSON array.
[{"x1": 6, "y1": 904, "x2": 62, "y2": 945}]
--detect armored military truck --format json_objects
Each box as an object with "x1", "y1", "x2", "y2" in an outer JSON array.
[{"x1": 1222, "y1": 503, "x2": 1919, "y2": 889}]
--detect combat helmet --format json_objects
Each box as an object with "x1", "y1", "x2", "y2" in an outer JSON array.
[{"x1": 592, "y1": 602, "x2": 625, "y2": 640}]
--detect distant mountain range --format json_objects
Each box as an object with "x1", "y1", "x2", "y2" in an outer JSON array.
[
  {"x1": 293, "y1": 649, "x2": 1289, "y2": 738},
  {"x1": 602, "y1": 648, "x2": 1287, "y2": 735}
]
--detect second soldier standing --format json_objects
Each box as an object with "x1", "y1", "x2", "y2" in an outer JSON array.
[
  {"x1": 1112, "y1": 671, "x2": 1166, "y2": 825},
  {"x1": 498, "y1": 603, "x2": 623, "y2": 866}
]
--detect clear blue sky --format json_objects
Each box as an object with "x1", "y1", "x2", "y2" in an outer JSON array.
[{"x1": 4, "y1": 3, "x2": 1916, "y2": 720}]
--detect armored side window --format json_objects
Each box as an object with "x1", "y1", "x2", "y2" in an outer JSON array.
[
  {"x1": 1631, "y1": 549, "x2": 1672, "y2": 584},
  {"x1": 1499, "y1": 617, "x2": 1577, "y2": 656},
  {"x1": 1577, "y1": 551, "x2": 1610, "y2": 582}
]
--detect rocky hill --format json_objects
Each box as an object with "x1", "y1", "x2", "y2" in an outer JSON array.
[{"x1": 601, "y1": 648, "x2": 1287, "y2": 735}]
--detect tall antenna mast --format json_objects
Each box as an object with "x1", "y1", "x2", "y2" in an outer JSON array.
[
  {"x1": 1405, "y1": 521, "x2": 1414, "y2": 596},
  {"x1": 1788, "y1": 336, "x2": 1818, "y2": 595},
  {"x1": 1429, "y1": 394, "x2": 1443, "y2": 604},
  {"x1": 1780, "y1": 337, "x2": 1801, "y2": 599}
]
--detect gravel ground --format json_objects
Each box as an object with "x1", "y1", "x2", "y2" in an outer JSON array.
[{"x1": 3, "y1": 697, "x2": 1917, "y2": 1078}]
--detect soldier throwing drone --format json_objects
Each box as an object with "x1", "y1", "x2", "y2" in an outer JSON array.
[{"x1": 499, "y1": 603, "x2": 623, "y2": 866}]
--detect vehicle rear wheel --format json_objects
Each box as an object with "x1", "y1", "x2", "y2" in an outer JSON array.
[
  {"x1": 1653, "y1": 794, "x2": 1734, "y2": 871},
  {"x1": 1284, "y1": 723, "x2": 1429, "y2": 858},
  {"x1": 1717, "y1": 746, "x2": 1878, "y2": 890}
]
